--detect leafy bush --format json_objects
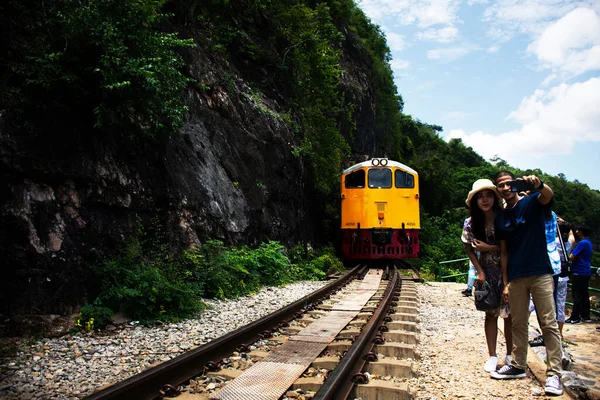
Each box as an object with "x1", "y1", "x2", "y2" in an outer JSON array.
[
  {"x1": 192, "y1": 240, "x2": 294, "y2": 298},
  {"x1": 88, "y1": 221, "x2": 343, "y2": 326},
  {"x1": 76, "y1": 300, "x2": 114, "y2": 331},
  {"x1": 190, "y1": 240, "x2": 258, "y2": 299},
  {"x1": 188, "y1": 240, "x2": 342, "y2": 299},
  {"x1": 254, "y1": 241, "x2": 294, "y2": 285},
  {"x1": 92, "y1": 219, "x2": 205, "y2": 323},
  {"x1": 289, "y1": 243, "x2": 344, "y2": 280},
  {"x1": 418, "y1": 210, "x2": 468, "y2": 282},
  {"x1": 2, "y1": 0, "x2": 194, "y2": 137}
]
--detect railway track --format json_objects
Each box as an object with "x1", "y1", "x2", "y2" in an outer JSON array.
[{"x1": 85, "y1": 265, "x2": 420, "y2": 400}]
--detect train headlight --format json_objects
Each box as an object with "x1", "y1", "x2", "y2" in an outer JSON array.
[{"x1": 371, "y1": 158, "x2": 388, "y2": 166}]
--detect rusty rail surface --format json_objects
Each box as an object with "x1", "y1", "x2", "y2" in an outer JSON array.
[
  {"x1": 85, "y1": 265, "x2": 365, "y2": 400},
  {"x1": 313, "y1": 266, "x2": 400, "y2": 400}
]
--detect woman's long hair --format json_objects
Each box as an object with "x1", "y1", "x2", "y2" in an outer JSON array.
[{"x1": 470, "y1": 190, "x2": 501, "y2": 241}]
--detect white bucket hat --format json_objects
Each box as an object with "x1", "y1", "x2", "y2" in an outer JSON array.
[{"x1": 465, "y1": 179, "x2": 501, "y2": 207}]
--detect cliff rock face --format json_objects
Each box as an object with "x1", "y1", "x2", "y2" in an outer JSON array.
[{"x1": 0, "y1": 29, "x2": 377, "y2": 336}]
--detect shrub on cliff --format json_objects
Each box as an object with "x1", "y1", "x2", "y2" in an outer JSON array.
[
  {"x1": 89, "y1": 220, "x2": 205, "y2": 326},
  {"x1": 1, "y1": 0, "x2": 194, "y2": 137},
  {"x1": 84, "y1": 225, "x2": 339, "y2": 329}
]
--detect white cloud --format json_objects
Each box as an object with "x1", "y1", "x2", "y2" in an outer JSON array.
[
  {"x1": 526, "y1": 8, "x2": 600, "y2": 77},
  {"x1": 416, "y1": 26, "x2": 459, "y2": 43},
  {"x1": 390, "y1": 59, "x2": 410, "y2": 70},
  {"x1": 487, "y1": 45, "x2": 500, "y2": 53},
  {"x1": 359, "y1": 0, "x2": 462, "y2": 43},
  {"x1": 481, "y1": 0, "x2": 598, "y2": 42},
  {"x1": 427, "y1": 47, "x2": 472, "y2": 62},
  {"x1": 405, "y1": 0, "x2": 462, "y2": 28},
  {"x1": 385, "y1": 31, "x2": 407, "y2": 52},
  {"x1": 445, "y1": 77, "x2": 600, "y2": 162},
  {"x1": 467, "y1": 0, "x2": 489, "y2": 5},
  {"x1": 541, "y1": 74, "x2": 558, "y2": 86}
]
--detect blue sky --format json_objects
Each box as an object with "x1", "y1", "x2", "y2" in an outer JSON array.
[{"x1": 357, "y1": 0, "x2": 600, "y2": 190}]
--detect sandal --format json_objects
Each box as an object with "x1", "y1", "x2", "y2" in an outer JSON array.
[{"x1": 529, "y1": 335, "x2": 544, "y2": 347}]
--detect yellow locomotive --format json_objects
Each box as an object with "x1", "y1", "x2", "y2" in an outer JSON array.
[{"x1": 341, "y1": 158, "x2": 420, "y2": 261}]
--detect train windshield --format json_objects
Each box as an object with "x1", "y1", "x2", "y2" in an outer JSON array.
[
  {"x1": 345, "y1": 169, "x2": 365, "y2": 188},
  {"x1": 368, "y1": 168, "x2": 392, "y2": 188},
  {"x1": 395, "y1": 170, "x2": 414, "y2": 188}
]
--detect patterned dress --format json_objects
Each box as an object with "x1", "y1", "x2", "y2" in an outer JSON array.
[{"x1": 462, "y1": 217, "x2": 506, "y2": 315}]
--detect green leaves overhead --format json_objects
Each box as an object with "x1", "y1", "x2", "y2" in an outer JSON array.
[
  {"x1": 275, "y1": 3, "x2": 348, "y2": 195},
  {"x1": 2, "y1": 0, "x2": 194, "y2": 137}
]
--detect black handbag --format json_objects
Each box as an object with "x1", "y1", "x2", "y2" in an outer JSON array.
[
  {"x1": 474, "y1": 282, "x2": 500, "y2": 311},
  {"x1": 559, "y1": 260, "x2": 572, "y2": 278},
  {"x1": 557, "y1": 225, "x2": 571, "y2": 278}
]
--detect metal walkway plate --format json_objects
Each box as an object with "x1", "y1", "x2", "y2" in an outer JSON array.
[
  {"x1": 331, "y1": 295, "x2": 374, "y2": 311},
  {"x1": 210, "y1": 271, "x2": 384, "y2": 400},
  {"x1": 331, "y1": 271, "x2": 383, "y2": 311},
  {"x1": 262, "y1": 341, "x2": 328, "y2": 364},
  {"x1": 289, "y1": 311, "x2": 357, "y2": 343},
  {"x1": 210, "y1": 362, "x2": 308, "y2": 400}
]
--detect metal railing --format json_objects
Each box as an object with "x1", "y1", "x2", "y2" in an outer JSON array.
[
  {"x1": 438, "y1": 259, "x2": 599, "y2": 315},
  {"x1": 437, "y1": 257, "x2": 469, "y2": 281}
]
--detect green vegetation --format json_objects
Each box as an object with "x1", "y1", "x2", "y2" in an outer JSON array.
[
  {"x1": 196, "y1": 0, "x2": 353, "y2": 226},
  {"x1": 2, "y1": 0, "x2": 597, "y2": 291},
  {"x1": 1, "y1": 0, "x2": 194, "y2": 137},
  {"x1": 288, "y1": 243, "x2": 345, "y2": 280},
  {"x1": 76, "y1": 301, "x2": 114, "y2": 332},
  {"x1": 410, "y1": 137, "x2": 600, "y2": 280},
  {"x1": 87, "y1": 219, "x2": 205, "y2": 328},
  {"x1": 78, "y1": 220, "x2": 342, "y2": 330}
]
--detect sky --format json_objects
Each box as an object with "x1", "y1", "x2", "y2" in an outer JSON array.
[{"x1": 357, "y1": 0, "x2": 600, "y2": 190}]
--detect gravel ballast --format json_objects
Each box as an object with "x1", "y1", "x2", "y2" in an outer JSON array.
[
  {"x1": 0, "y1": 281, "x2": 328, "y2": 400},
  {"x1": 1, "y1": 280, "x2": 557, "y2": 400}
]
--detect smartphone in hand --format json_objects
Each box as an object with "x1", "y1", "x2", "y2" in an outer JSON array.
[{"x1": 509, "y1": 179, "x2": 536, "y2": 193}]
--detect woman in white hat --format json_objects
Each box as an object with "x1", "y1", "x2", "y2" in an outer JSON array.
[{"x1": 461, "y1": 179, "x2": 513, "y2": 373}]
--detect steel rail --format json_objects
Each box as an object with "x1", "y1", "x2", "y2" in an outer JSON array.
[
  {"x1": 85, "y1": 264, "x2": 365, "y2": 400},
  {"x1": 313, "y1": 266, "x2": 400, "y2": 400}
]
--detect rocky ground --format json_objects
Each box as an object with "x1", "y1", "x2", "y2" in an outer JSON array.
[
  {"x1": 0, "y1": 280, "x2": 569, "y2": 400},
  {"x1": 412, "y1": 282, "x2": 562, "y2": 400},
  {"x1": 0, "y1": 281, "x2": 329, "y2": 400}
]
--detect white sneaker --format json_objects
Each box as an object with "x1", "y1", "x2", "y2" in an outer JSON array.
[
  {"x1": 545, "y1": 375, "x2": 563, "y2": 395},
  {"x1": 484, "y1": 356, "x2": 499, "y2": 372},
  {"x1": 505, "y1": 355, "x2": 512, "y2": 366}
]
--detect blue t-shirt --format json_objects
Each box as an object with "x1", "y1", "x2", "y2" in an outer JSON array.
[
  {"x1": 571, "y1": 238, "x2": 592, "y2": 276},
  {"x1": 495, "y1": 192, "x2": 553, "y2": 282}
]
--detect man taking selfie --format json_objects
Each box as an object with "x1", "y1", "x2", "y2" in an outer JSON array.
[{"x1": 490, "y1": 171, "x2": 564, "y2": 396}]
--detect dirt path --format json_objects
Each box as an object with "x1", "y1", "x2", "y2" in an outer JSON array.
[{"x1": 412, "y1": 282, "x2": 570, "y2": 399}]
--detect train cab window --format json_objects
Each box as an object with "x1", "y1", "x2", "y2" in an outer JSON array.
[
  {"x1": 345, "y1": 169, "x2": 365, "y2": 188},
  {"x1": 368, "y1": 168, "x2": 392, "y2": 188},
  {"x1": 395, "y1": 170, "x2": 414, "y2": 188}
]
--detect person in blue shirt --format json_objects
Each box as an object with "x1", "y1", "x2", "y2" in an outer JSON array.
[
  {"x1": 528, "y1": 210, "x2": 562, "y2": 348},
  {"x1": 490, "y1": 171, "x2": 563, "y2": 396},
  {"x1": 565, "y1": 225, "x2": 593, "y2": 324}
]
